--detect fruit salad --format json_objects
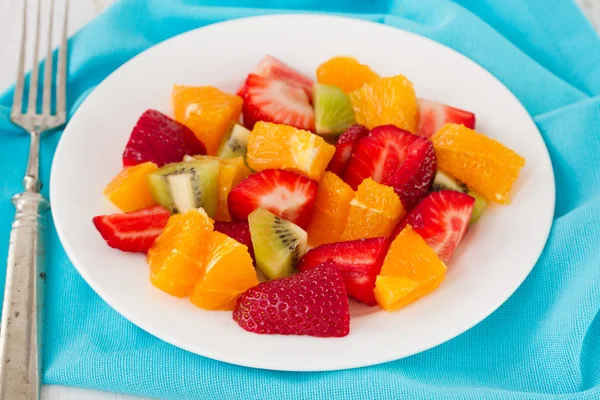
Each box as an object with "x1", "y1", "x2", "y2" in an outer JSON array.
[{"x1": 93, "y1": 55, "x2": 526, "y2": 338}]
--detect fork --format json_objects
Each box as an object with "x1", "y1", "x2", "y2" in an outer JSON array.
[{"x1": 0, "y1": 0, "x2": 68, "y2": 399}]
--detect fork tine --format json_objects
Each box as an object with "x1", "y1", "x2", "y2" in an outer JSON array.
[
  {"x1": 56, "y1": 0, "x2": 68, "y2": 123},
  {"x1": 42, "y1": 0, "x2": 55, "y2": 117},
  {"x1": 10, "y1": 0, "x2": 27, "y2": 120},
  {"x1": 27, "y1": 0, "x2": 42, "y2": 115}
]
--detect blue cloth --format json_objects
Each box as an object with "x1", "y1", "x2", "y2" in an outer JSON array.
[{"x1": 1, "y1": 0, "x2": 599, "y2": 398}]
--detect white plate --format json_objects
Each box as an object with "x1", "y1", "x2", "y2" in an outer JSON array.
[{"x1": 50, "y1": 14, "x2": 555, "y2": 371}]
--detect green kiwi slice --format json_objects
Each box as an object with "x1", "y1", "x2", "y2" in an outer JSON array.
[
  {"x1": 217, "y1": 123, "x2": 250, "y2": 159},
  {"x1": 248, "y1": 208, "x2": 308, "y2": 280},
  {"x1": 147, "y1": 159, "x2": 219, "y2": 217},
  {"x1": 431, "y1": 169, "x2": 488, "y2": 223},
  {"x1": 313, "y1": 83, "x2": 356, "y2": 136}
]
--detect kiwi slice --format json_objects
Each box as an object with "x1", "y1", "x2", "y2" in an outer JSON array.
[
  {"x1": 147, "y1": 159, "x2": 219, "y2": 217},
  {"x1": 217, "y1": 123, "x2": 250, "y2": 159},
  {"x1": 313, "y1": 83, "x2": 356, "y2": 136},
  {"x1": 431, "y1": 170, "x2": 488, "y2": 223},
  {"x1": 248, "y1": 208, "x2": 308, "y2": 280}
]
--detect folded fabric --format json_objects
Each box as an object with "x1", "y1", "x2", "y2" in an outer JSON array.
[{"x1": 0, "y1": 0, "x2": 599, "y2": 399}]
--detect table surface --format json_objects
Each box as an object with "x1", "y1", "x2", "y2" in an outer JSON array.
[{"x1": 0, "y1": 0, "x2": 598, "y2": 399}]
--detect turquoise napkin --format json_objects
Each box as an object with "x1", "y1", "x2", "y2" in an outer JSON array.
[{"x1": 1, "y1": 0, "x2": 599, "y2": 398}]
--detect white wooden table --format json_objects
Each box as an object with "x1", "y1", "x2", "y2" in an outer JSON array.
[{"x1": 0, "y1": 0, "x2": 598, "y2": 399}]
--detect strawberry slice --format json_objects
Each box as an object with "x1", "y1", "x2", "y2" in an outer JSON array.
[
  {"x1": 326, "y1": 124, "x2": 370, "y2": 177},
  {"x1": 233, "y1": 261, "x2": 350, "y2": 337},
  {"x1": 296, "y1": 237, "x2": 389, "y2": 305},
  {"x1": 237, "y1": 55, "x2": 314, "y2": 99},
  {"x1": 417, "y1": 99, "x2": 476, "y2": 138},
  {"x1": 92, "y1": 206, "x2": 170, "y2": 253},
  {"x1": 228, "y1": 169, "x2": 318, "y2": 229},
  {"x1": 242, "y1": 74, "x2": 315, "y2": 131},
  {"x1": 213, "y1": 220, "x2": 255, "y2": 261},
  {"x1": 122, "y1": 109, "x2": 206, "y2": 167},
  {"x1": 392, "y1": 190, "x2": 475, "y2": 263},
  {"x1": 343, "y1": 125, "x2": 436, "y2": 210}
]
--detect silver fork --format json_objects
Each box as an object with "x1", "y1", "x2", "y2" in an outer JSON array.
[{"x1": 0, "y1": 0, "x2": 68, "y2": 399}]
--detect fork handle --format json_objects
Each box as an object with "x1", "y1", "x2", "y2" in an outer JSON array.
[{"x1": 0, "y1": 192, "x2": 49, "y2": 400}]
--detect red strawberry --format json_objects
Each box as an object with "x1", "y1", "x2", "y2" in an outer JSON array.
[
  {"x1": 417, "y1": 99, "x2": 475, "y2": 138},
  {"x1": 233, "y1": 261, "x2": 350, "y2": 337},
  {"x1": 326, "y1": 124, "x2": 370, "y2": 176},
  {"x1": 237, "y1": 55, "x2": 314, "y2": 99},
  {"x1": 392, "y1": 190, "x2": 475, "y2": 263},
  {"x1": 343, "y1": 125, "x2": 436, "y2": 210},
  {"x1": 122, "y1": 109, "x2": 206, "y2": 167},
  {"x1": 297, "y1": 237, "x2": 389, "y2": 306},
  {"x1": 213, "y1": 220, "x2": 255, "y2": 261},
  {"x1": 228, "y1": 169, "x2": 318, "y2": 229},
  {"x1": 242, "y1": 74, "x2": 315, "y2": 131},
  {"x1": 92, "y1": 206, "x2": 170, "y2": 253}
]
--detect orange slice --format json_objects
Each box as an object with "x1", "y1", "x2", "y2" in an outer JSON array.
[
  {"x1": 190, "y1": 231, "x2": 258, "y2": 310},
  {"x1": 316, "y1": 56, "x2": 380, "y2": 93},
  {"x1": 246, "y1": 121, "x2": 335, "y2": 181},
  {"x1": 374, "y1": 225, "x2": 447, "y2": 311},
  {"x1": 103, "y1": 162, "x2": 157, "y2": 212},
  {"x1": 349, "y1": 75, "x2": 417, "y2": 132},
  {"x1": 172, "y1": 85, "x2": 243, "y2": 155},
  {"x1": 431, "y1": 124, "x2": 526, "y2": 204},
  {"x1": 340, "y1": 178, "x2": 404, "y2": 240},
  {"x1": 148, "y1": 209, "x2": 214, "y2": 297},
  {"x1": 306, "y1": 172, "x2": 355, "y2": 246}
]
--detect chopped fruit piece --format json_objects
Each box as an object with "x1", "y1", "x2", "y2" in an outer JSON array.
[
  {"x1": 92, "y1": 206, "x2": 170, "y2": 253},
  {"x1": 431, "y1": 124, "x2": 525, "y2": 204},
  {"x1": 246, "y1": 122, "x2": 336, "y2": 181},
  {"x1": 237, "y1": 55, "x2": 314, "y2": 98},
  {"x1": 103, "y1": 162, "x2": 158, "y2": 212},
  {"x1": 316, "y1": 56, "x2": 380, "y2": 93},
  {"x1": 190, "y1": 231, "x2": 258, "y2": 310},
  {"x1": 148, "y1": 209, "x2": 214, "y2": 297},
  {"x1": 313, "y1": 83, "x2": 356, "y2": 135},
  {"x1": 306, "y1": 172, "x2": 354, "y2": 246},
  {"x1": 374, "y1": 225, "x2": 446, "y2": 311},
  {"x1": 350, "y1": 75, "x2": 418, "y2": 132},
  {"x1": 417, "y1": 99, "x2": 476, "y2": 138},
  {"x1": 215, "y1": 157, "x2": 251, "y2": 221},
  {"x1": 344, "y1": 125, "x2": 436, "y2": 210},
  {"x1": 228, "y1": 169, "x2": 318, "y2": 229},
  {"x1": 340, "y1": 178, "x2": 404, "y2": 241},
  {"x1": 213, "y1": 220, "x2": 254, "y2": 261},
  {"x1": 248, "y1": 208, "x2": 308, "y2": 280},
  {"x1": 172, "y1": 85, "x2": 242, "y2": 155},
  {"x1": 217, "y1": 123, "x2": 251, "y2": 160},
  {"x1": 242, "y1": 74, "x2": 315, "y2": 131},
  {"x1": 122, "y1": 109, "x2": 206, "y2": 167},
  {"x1": 233, "y1": 261, "x2": 349, "y2": 337},
  {"x1": 431, "y1": 169, "x2": 488, "y2": 223},
  {"x1": 147, "y1": 159, "x2": 220, "y2": 217},
  {"x1": 326, "y1": 124, "x2": 369, "y2": 176},
  {"x1": 392, "y1": 191, "x2": 474, "y2": 263},
  {"x1": 297, "y1": 238, "x2": 389, "y2": 305}
]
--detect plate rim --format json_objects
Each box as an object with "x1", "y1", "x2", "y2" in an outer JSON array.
[{"x1": 50, "y1": 13, "x2": 556, "y2": 371}]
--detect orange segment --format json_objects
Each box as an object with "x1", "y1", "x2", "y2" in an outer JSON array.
[
  {"x1": 103, "y1": 162, "x2": 157, "y2": 212},
  {"x1": 306, "y1": 172, "x2": 355, "y2": 246},
  {"x1": 431, "y1": 124, "x2": 526, "y2": 204},
  {"x1": 340, "y1": 178, "x2": 404, "y2": 240},
  {"x1": 216, "y1": 157, "x2": 251, "y2": 221},
  {"x1": 246, "y1": 122, "x2": 336, "y2": 181},
  {"x1": 148, "y1": 209, "x2": 214, "y2": 297},
  {"x1": 172, "y1": 85, "x2": 243, "y2": 155},
  {"x1": 349, "y1": 75, "x2": 417, "y2": 133},
  {"x1": 374, "y1": 225, "x2": 446, "y2": 311},
  {"x1": 316, "y1": 56, "x2": 380, "y2": 93},
  {"x1": 190, "y1": 231, "x2": 258, "y2": 310}
]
